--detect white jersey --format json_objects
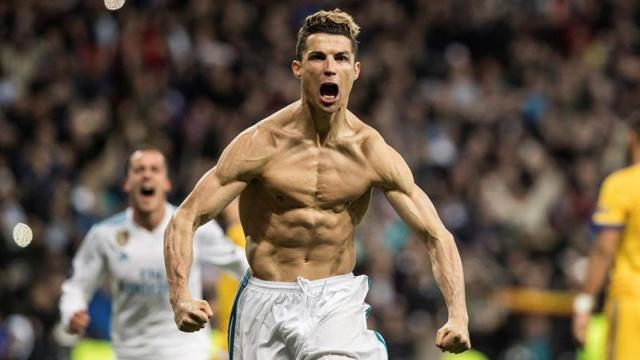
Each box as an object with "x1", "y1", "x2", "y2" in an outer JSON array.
[{"x1": 59, "y1": 203, "x2": 249, "y2": 360}]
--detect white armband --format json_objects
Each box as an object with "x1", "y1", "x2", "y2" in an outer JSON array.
[{"x1": 573, "y1": 292, "x2": 595, "y2": 314}]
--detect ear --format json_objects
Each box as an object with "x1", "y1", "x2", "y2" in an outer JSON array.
[
  {"x1": 164, "y1": 178, "x2": 172, "y2": 193},
  {"x1": 354, "y1": 61, "x2": 361, "y2": 80},
  {"x1": 630, "y1": 131, "x2": 638, "y2": 148},
  {"x1": 292, "y1": 60, "x2": 302, "y2": 79}
]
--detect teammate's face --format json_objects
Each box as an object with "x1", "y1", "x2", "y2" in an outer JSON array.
[
  {"x1": 292, "y1": 33, "x2": 360, "y2": 113},
  {"x1": 123, "y1": 150, "x2": 171, "y2": 214}
]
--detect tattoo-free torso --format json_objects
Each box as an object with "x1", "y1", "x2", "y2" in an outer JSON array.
[{"x1": 237, "y1": 104, "x2": 379, "y2": 281}]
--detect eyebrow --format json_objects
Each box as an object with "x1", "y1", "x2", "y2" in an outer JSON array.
[{"x1": 306, "y1": 51, "x2": 351, "y2": 58}]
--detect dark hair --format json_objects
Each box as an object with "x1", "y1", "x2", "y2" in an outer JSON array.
[{"x1": 295, "y1": 9, "x2": 360, "y2": 61}]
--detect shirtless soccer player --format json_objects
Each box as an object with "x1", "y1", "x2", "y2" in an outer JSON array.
[{"x1": 165, "y1": 9, "x2": 470, "y2": 359}]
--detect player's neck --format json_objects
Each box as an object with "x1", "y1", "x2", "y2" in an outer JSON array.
[
  {"x1": 300, "y1": 101, "x2": 347, "y2": 145},
  {"x1": 132, "y1": 205, "x2": 166, "y2": 231}
]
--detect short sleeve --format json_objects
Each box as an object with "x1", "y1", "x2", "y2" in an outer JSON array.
[{"x1": 592, "y1": 174, "x2": 628, "y2": 229}]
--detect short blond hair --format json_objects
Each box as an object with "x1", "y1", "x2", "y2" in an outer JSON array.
[{"x1": 296, "y1": 9, "x2": 361, "y2": 60}]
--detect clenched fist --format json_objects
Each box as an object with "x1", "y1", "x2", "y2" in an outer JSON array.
[
  {"x1": 67, "y1": 310, "x2": 90, "y2": 335},
  {"x1": 572, "y1": 312, "x2": 590, "y2": 345},
  {"x1": 436, "y1": 319, "x2": 471, "y2": 354},
  {"x1": 172, "y1": 299, "x2": 213, "y2": 332}
]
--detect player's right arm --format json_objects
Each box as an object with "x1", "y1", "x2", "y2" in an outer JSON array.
[
  {"x1": 573, "y1": 174, "x2": 626, "y2": 344},
  {"x1": 164, "y1": 126, "x2": 270, "y2": 332},
  {"x1": 59, "y1": 227, "x2": 107, "y2": 335}
]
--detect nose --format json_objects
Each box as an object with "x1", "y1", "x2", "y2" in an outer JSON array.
[
  {"x1": 323, "y1": 57, "x2": 336, "y2": 76},
  {"x1": 141, "y1": 168, "x2": 153, "y2": 179}
]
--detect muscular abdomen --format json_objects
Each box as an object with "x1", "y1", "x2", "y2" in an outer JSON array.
[{"x1": 238, "y1": 184, "x2": 359, "y2": 282}]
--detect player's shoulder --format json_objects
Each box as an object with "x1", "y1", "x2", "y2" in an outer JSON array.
[
  {"x1": 602, "y1": 165, "x2": 640, "y2": 189},
  {"x1": 260, "y1": 101, "x2": 314, "y2": 139},
  {"x1": 217, "y1": 108, "x2": 297, "y2": 180},
  {"x1": 349, "y1": 115, "x2": 410, "y2": 186},
  {"x1": 230, "y1": 105, "x2": 297, "y2": 150},
  {"x1": 91, "y1": 210, "x2": 128, "y2": 235},
  {"x1": 352, "y1": 119, "x2": 389, "y2": 156}
]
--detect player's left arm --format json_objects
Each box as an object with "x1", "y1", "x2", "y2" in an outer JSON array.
[
  {"x1": 573, "y1": 229, "x2": 621, "y2": 344},
  {"x1": 366, "y1": 133, "x2": 470, "y2": 354},
  {"x1": 581, "y1": 229, "x2": 621, "y2": 299},
  {"x1": 573, "y1": 173, "x2": 626, "y2": 344}
]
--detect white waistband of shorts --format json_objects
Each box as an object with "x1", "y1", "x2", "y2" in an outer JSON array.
[{"x1": 247, "y1": 273, "x2": 356, "y2": 291}]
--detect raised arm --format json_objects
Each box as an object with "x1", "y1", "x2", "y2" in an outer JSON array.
[
  {"x1": 164, "y1": 127, "x2": 270, "y2": 332},
  {"x1": 366, "y1": 133, "x2": 470, "y2": 354}
]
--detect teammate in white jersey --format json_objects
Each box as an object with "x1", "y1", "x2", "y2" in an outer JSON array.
[{"x1": 59, "y1": 148, "x2": 248, "y2": 360}]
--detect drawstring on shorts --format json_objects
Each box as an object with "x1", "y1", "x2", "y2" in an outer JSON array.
[{"x1": 296, "y1": 276, "x2": 327, "y2": 298}]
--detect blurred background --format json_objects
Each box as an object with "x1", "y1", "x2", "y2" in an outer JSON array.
[{"x1": 1, "y1": 0, "x2": 639, "y2": 359}]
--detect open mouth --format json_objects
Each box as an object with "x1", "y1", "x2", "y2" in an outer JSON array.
[
  {"x1": 319, "y1": 83, "x2": 339, "y2": 104},
  {"x1": 140, "y1": 185, "x2": 156, "y2": 197}
]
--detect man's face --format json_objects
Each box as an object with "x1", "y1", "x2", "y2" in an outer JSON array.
[
  {"x1": 123, "y1": 150, "x2": 171, "y2": 214},
  {"x1": 292, "y1": 33, "x2": 361, "y2": 113}
]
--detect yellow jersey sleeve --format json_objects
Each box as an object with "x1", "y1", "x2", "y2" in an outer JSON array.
[
  {"x1": 592, "y1": 174, "x2": 628, "y2": 228},
  {"x1": 226, "y1": 223, "x2": 246, "y2": 247}
]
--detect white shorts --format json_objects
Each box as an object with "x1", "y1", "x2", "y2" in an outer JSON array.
[{"x1": 228, "y1": 272, "x2": 388, "y2": 360}]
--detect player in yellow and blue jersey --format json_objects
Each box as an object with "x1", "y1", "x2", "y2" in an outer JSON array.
[{"x1": 573, "y1": 113, "x2": 640, "y2": 359}]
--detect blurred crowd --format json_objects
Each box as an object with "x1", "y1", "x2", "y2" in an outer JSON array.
[{"x1": 1, "y1": 0, "x2": 640, "y2": 359}]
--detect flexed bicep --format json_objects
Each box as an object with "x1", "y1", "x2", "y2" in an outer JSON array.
[
  {"x1": 180, "y1": 124, "x2": 274, "y2": 226},
  {"x1": 366, "y1": 132, "x2": 450, "y2": 244},
  {"x1": 182, "y1": 167, "x2": 247, "y2": 228}
]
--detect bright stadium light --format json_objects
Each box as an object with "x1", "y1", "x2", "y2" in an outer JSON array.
[
  {"x1": 104, "y1": 0, "x2": 125, "y2": 11},
  {"x1": 13, "y1": 222, "x2": 33, "y2": 248}
]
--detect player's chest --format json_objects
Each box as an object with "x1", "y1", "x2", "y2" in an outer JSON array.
[
  {"x1": 260, "y1": 145, "x2": 372, "y2": 204},
  {"x1": 105, "y1": 228, "x2": 166, "y2": 282}
]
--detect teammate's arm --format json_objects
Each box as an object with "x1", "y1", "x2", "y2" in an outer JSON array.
[
  {"x1": 164, "y1": 127, "x2": 268, "y2": 332},
  {"x1": 367, "y1": 134, "x2": 470, "y2": 354},
  {"x1": 59, "y1": 228, "x2": 107, "y2": 335}
]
